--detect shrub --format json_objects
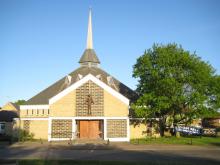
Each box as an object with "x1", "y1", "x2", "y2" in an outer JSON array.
[{"x1": 19, "y1": 130, "x2": 35, "y2": 141}]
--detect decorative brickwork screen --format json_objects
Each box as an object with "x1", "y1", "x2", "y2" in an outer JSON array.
[
  {"x1": 76, "y1": 80, "x2": 104, "y2": 116},
  {"x1": 23, "y1": 120, "x2": 30, "y2": 132},
  {"x1": 51, "y1": 119, "x2": 72, "y2": 138},
  {"x1": 107, "y1": 119, "x2": 127, "y2": 138}
]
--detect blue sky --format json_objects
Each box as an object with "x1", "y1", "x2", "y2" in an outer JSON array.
[{"x1": 0, "y1": 0, "x2": 220, "y2": 106}]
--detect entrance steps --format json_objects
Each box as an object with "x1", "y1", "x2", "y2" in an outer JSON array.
[
  {"x1": 48, "y1": 139, "x2": 114, "y2": 150},
  {"x1": 49, "y1": 139, "x2": 109, "y2": 146},
  {"x1": 74, "y1": 139, "x2": 108, "y2": 145}
]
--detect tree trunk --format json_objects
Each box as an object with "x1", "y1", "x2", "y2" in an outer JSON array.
[{"x1": 159, "y1": 117, "x2": 166, "y2": 137}]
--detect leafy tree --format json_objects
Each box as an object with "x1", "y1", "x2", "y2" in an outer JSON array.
[
  {"x1": 132, "y1": 43, "x2": 220, "y2": 136},
  {"x1": 14, "y1": 100, "x2": 26, "y2": 106}
]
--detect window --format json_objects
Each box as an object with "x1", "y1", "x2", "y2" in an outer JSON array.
[
  {"x1": 0, "y1": 123, "x2": 6, "y2": 134},
  {"x1": 64, "y1": 75, "x2": 72, "y2": 86},
  {"x1": 96, "y1": 74, "x2": 102, "y2": 81},
  {"x1": 76, "y1": 74, "x2": 83, "y2": 81},
  {"x1": 107, "y1": 76, "x2": 118, "y2": 90}
]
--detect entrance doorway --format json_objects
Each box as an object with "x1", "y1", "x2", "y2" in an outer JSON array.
[{"x1": 77, "y1": 120, "x2": 103, "y2": 139}]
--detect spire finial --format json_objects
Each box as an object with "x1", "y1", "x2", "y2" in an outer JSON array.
[
  {"x1": 79, "y1": 8, "x2": 100, "y2": 66},
  {"x1": 86, "y1": 8, "x2": 93, "y2": 49}
]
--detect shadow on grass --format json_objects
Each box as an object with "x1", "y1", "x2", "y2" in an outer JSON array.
[
  {"x1": 209, "y1": 142, "x2": 220, "y2": 147},
  {"x1": 0, "y1": 159, "x2": 219, "y2": 165}
]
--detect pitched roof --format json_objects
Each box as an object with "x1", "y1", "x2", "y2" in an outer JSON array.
[
  {"x1": 25, "y1": 66, "x2": 137, "y2": 105},
  {"x1": 79, "y1": 49, "x2": 100, "y2": 64},
  {"x1": 1, "y1": 102, "x2": 19, "y2": 111},
  {"x1": 10, "y1": 102, "x2": 19, "y2": 110}
]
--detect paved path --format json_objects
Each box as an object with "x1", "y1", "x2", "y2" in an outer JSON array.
[{"x1": 0, "y1": 142, "x2": 220, "y2": 164}]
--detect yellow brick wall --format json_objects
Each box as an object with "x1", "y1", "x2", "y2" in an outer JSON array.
[
  {"x1": 21, "y1": 120, "x2": 48, "y2": 139},
  {"x1": 104, "y1": 90, "x2": 128, "y2": 117},
  {"x1": 20, "y1": 110, "x2": 26, "y2": 117},
  {"x1": 50, "y1": 90, "x2": 76, "y2": 117},
  {"x1": 49, "y1": 85, "x2": 128, "y2": 117},
  {"x1": 130, "y1": 122, "x2": 147, "y2": 139},
  {"x1": 18, "y1": 80, "x2": 128, "y2": 130},
  {"x1": 20, "y1": 109, "x2": 49, "y2": 118}
]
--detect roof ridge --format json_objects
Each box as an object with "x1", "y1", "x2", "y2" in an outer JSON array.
[{"x1": 25, "y1": 67, "x2": 137, "y2": 105}]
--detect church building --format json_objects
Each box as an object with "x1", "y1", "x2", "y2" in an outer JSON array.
[{"x1": 18, "y1": 10, "x2": 144, "y2": 142}]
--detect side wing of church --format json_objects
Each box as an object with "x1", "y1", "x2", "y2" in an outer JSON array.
[{"x1": 18, "y1": 9, "x2": 139, "y2": 142}]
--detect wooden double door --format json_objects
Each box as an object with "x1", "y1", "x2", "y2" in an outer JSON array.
[{"x1": 78, "y1": 120, "x2": 103, "y2": 139}]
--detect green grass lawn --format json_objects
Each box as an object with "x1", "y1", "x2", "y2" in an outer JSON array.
[{"x1": 130, "y1": 136, "x2": 220, "y2": 146}]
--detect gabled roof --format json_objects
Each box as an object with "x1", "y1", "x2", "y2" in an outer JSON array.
[
  {"x1": 25, "y1": 66, "x2": 137, "y2": 105},
  {"x1": 1, "y1": 102, "x2": 19, "y2": 111},
  {"x1": 10, "y1": 102, "x2": 19, "y2": 110}
]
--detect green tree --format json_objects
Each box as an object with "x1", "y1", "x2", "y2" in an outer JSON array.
[
  {"x1": 132, "y1": 43, "x2": 220, "y2": 136},
  {"x1": 14, "y1": 100, "x2": 26, "y2": 106}
]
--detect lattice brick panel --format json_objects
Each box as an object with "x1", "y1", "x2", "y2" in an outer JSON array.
[
  {"x1": 51, "y1": 119, "x2": 72, "y2": 138},
  {"x1": 23, "y1": 120, "x2": 30, "y2": 132},
  {"x1": 76, "y1": 80, "x2": 104, "y2": 116},
  {"x1": 107, "y1": 119, "x2": 127, "y2": 138}
]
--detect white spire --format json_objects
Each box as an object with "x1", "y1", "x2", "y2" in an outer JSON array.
[{"x1": 86, "y1": 8, "x2": 93, "y2": 49}]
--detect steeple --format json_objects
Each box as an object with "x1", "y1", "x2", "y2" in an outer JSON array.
[
  {"x1": 87, "y1": 8, "x2": 93, "y2": 49},
  {"x1": 79, "y1": 8, "x2": 100, "y2": 67}
]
